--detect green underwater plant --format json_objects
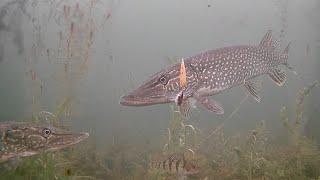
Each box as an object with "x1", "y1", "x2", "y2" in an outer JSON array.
[
  {"x1": 277, "y1": 81, "x2": 320, "y2": 178},
  {"x1": 280, "y1": 81, "x2": 319, "y2": 146},
  {"x1": 162, "y1": 105, "x2": 199, "y2": 155},
  {"x1": 0, "y1": 100, "x2": 83, "y2": 179},
  {"x1": 0, "y1": 151, "x2": 69, "y2": 180},
  {"x1": 167, "y1": 82, "x2": 320, "y2": 180},
  {"x1": 3, "y1": 85, "x2": 319, "y2": 180}
]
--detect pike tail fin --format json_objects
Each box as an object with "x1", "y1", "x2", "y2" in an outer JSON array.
[
  {"x1": 281, "y1": 42, "x2": 290, "y2": 65},
  {"x1": 281, "y1": 42, "x2": 295, "y2": 73}
]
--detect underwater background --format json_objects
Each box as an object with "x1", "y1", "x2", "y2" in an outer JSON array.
[{"x1": 0, "y1": 0, "x2": 319, "y2": 179}]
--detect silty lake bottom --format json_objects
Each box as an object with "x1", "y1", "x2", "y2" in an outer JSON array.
[{"x1": 0, "y1": 0, "x2": 319, "y2": 179}]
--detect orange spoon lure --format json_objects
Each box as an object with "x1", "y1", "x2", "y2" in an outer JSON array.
[{"x1": 179, "y1": 58, "x2": 187, "y2": 88}]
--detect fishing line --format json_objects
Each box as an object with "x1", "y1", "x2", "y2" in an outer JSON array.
[
  {"x1": 287, "y1": 64, "x2": 318, "y2": 87},
  {"x1": 193, "y1": 93, "x2": 249, "y2": 152},
  {"x1": 193, "y1": 70, "x2": 319, "y2": 153}
]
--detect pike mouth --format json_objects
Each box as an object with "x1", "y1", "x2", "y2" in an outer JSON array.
[
  {"x1": 47, "y1": 132, "x2": 89, "y2": 151},
  {"x1": 120, "y1": 95, "x2": 170, "y2": 106},
  {"x1": 67, "y1": 132, "x2": 90, "y2": 145}
]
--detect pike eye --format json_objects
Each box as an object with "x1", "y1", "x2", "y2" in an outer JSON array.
[
  {"x1": 42, "y1": 128, "x2": 51, "y2": 138},
  {"x1": 159, "y1": 75, "x2": 168, "y2": 85}
]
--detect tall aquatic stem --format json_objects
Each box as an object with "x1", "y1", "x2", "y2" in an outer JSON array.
[
  {"x1": 281, "y1": 81, "x2": 318, "y2": 147},
  {"x1": 248, "y1": 152, "x2": 253, "y2": 180},
  {"x1": 280, "y1": 81, "x2": 318, "y2": 175}
]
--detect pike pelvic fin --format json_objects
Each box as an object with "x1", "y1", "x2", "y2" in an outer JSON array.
[
  {"x1": 244, "y1": 80, "x2": 261, "y2": 102},
  {"x1": 193, "y1": 93, "x2": 224, "y2": 115},
  {"x1": 269, "y1": 68, "x2": 286, "y2": 86}
]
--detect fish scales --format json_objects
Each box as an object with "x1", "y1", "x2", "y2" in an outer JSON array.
[
  {"x1": 120, "y1": 30, "x2": 290, "y2": 115},
  {"x1": 186, "y1": 45, "x2": 277, "y2": 96}
]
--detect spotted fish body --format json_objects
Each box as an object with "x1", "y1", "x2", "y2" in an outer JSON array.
[
  {"x1": 149, "y1": 153, "x2": 199, "y2": 176},
  {"x1": 120, "y1": 30, "x2": 290, "y2": 115}
]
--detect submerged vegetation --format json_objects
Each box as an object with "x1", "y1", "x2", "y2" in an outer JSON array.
[
  {"x1": 0, "y1": 0, "x2": 319, "y2": 180},
  {"x1": 1, "y1": 82, "x2": 319, "y2": 180}
]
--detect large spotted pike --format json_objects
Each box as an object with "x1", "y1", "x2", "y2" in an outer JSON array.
[
  {"x1": 0, "y1": 122, "x2": 89, "y2": 162},
  {"x1": 120, "y1": 30, "x2": 291, "y2": 115}
]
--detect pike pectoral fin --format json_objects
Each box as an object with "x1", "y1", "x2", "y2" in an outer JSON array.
[
  {"x1": 193, "y1": 93, "x2": 224, "y2": 115},
  {"x1": 244, "y1": 80, "x2": 261, "y2": 102},
  {"x1": 269, "y1": 68, "x2": 286, "y2": 86}
]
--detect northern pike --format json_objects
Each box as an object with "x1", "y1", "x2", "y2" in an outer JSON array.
[
  {"x1": 149, "y1": 153, "x2": 199, "y2": 178},
  {"x1": 0, "y1": 122, "x2": 89, "y2": 162},
  {"x1": 120, "y1": 30, "x2": 291, "y2": 115}
]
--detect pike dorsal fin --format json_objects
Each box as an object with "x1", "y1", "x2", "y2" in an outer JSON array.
[
  {"x1": 260, "y1": 30, "x2": 272, "y2": 47},
  {"x1": 259, "y1": 30, "x2": 279, "y2": 51}
]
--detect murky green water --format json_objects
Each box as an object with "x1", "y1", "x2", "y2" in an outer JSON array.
[{"x1": 0, "y1": 0, "x2": 319, "y2": 179}]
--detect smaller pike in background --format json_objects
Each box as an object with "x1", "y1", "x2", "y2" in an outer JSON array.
[
  {"x1": 0, "y1": 122, "x2": 89, "y2": 162},
  {"x1": 149, "y1": 153, "x2": 199, "y2": 179}
]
